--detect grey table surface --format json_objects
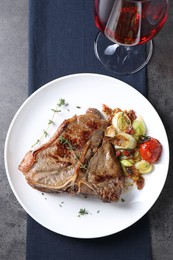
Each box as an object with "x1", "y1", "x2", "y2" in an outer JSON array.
[{"x1": 0, "y1": 1, "x2": 173, "y2": 259}]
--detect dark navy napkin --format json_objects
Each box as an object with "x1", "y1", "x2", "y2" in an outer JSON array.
[{"x1": 27, "y1": 1, "x2": 151, "y2": 259}]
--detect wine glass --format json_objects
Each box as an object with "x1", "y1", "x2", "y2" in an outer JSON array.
[{"x1": 94, "y1": 0, "x2": 168, "y2": 74}]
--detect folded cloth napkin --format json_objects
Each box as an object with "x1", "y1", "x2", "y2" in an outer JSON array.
[{"x1": 27, "y1": 1, "x2": 151, "y2": 259}]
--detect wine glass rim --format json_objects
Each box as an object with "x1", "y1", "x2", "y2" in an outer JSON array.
[
  {"x1": 126, "y1": 0, "x2": 156, "y2": 2},
  {"x1": 96, "y1": 0, "x2": 168, "y2": 1}
]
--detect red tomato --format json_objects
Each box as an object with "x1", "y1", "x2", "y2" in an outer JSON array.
[{"x1": 139, "y1": 138, "x2": 162, "y2": 163}]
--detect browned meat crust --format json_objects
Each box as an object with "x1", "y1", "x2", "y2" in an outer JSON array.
[{"x1": 18, "y1": 109, "x2": 124, "y2": 202}]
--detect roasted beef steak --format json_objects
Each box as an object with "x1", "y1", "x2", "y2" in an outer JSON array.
[{"x1": 18, "y1": 108, "x2": 124, "y2": 202}]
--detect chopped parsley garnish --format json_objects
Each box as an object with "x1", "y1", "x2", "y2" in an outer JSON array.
[
  {"x1": 57, "y1": 98, "x2": 68, "y2": 107},
  {"x1": 78, "y1": 208, "x2": 88, "y2": 216},
  {"x1": 59, "y1": 202, "x2": 64, "y2": 208}
]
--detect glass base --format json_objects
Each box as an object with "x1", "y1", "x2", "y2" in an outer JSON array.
[{"x1": 94, "y1": 32, "x2": 153, "y2": 75}]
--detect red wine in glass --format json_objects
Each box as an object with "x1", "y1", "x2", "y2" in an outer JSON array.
[{"x1": 94, "y1": 0, "x2": 168, "y2": 74}]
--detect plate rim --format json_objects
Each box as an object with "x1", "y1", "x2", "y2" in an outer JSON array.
[{"x1": 4, "y1": 73, "x2": 170, "y2": 238}]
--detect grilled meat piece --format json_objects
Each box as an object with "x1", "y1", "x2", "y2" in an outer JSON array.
[
  {"x1": 87, "y1": 140, "x2": 124, "y2": 202},
  {"x1": 18, "y1": 108, "x2": 124, "y2": 202}
]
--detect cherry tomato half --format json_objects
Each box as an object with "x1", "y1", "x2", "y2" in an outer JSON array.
[{"x1": 139, "y1": 138, "x2": 162, "y2": 163}]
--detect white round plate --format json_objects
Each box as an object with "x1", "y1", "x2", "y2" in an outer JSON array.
[{"x1": 4, "y1": 73, "x2": 169, "y2": 238}]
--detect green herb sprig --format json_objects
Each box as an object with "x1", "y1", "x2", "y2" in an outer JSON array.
[
  {"x1": 59, "y1": 136, "x2": 75, "y2": 150},
  {"x1": 32, "y1": 98, "x2": 68, "y2": 148},
  {"x1": 58, "y1": 135, "x2": 88, "y2": 171}
]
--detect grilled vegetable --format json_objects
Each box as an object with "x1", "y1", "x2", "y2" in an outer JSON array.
[
  {"x1": 120, "y1": 159, "x2": 133, "y2": 167},
  {"x1": 135, "y1": 160, "x2": 153, "y2": 174},
  {"x1": 132, "y1": 116, "x2": 146, "y2": 139},
  {"x1": 112, "y1": 112, "x2": 131, "y2": 133},
  {"x1": 113, "y1": 133, "x2": 137, "y2": 150},
  {"x1": 105, "y1": 125, "x2": 116, "y2": 138}
]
